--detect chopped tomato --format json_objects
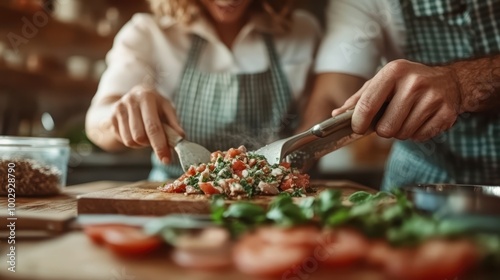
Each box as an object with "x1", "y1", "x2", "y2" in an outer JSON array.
[
  {"x1": 280, "y1": 174, "x2": 310, "y2": 191},
  {"x1": 210, "y1": 151, "x2": 223, "y2": 162},
  {"x1": 279, "y1": 162, "x2": 291, "y2": 169},
  {"x1": 196, "y1": 164, "x2": 207, "y2": 173},
  {"x1": 226, "y1": 148, "x2": 241, "y2": 159},
  {"x1": 186, "y1": 166, "x2": 196, "y2": 176},
  {"x1": 318, "y1": 228, "x2": 369, "y2": 267},
  {"x1": 101, "y1": 226, "x2": 163, "y2": 257},
  {"x1": 199, "y1": 182, "x2": 221, "y2": 195},
  {"x1": 234, "y1": 170, "x2": 244, "y2": 178},
  {"x1": 232, "y1": 160, "x2": 246, "y2": 172},
  {"x1": 161, "y1": 182, "x2": 186, "y2": 193},
  {"x1": 233, "y1": 233, "x2": 313, "y2": 276}
]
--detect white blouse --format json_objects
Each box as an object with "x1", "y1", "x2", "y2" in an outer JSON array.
[
  {"x1": 93, "y1": 10, "x2": 321, "y2": 104},
  {"x1": 315, "y1": 0, "x2": 406, "y2": 79}
]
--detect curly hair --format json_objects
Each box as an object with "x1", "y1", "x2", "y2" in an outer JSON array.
[{"x1": 147, "y1": 0, "x2": 295, "y2": 30}]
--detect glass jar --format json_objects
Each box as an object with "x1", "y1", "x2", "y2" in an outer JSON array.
[{"x1": 0, "y1": 136, "x2": 70, "y2": 196}]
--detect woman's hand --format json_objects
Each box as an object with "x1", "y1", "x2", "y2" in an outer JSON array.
[
  {"x1": 109, "y1": 85, "x2": 184, "y2": 164},
  {"x1": 332, "y1": 59, "x2": 462, "y2": 141}
]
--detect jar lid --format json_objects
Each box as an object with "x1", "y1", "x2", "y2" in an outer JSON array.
[{"x1": 0, "y1": 136, "x2": 69, "y2": 147}]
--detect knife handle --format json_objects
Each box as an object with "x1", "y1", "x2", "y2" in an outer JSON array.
[
  {"x1": 311, "y1": 103, "x2": 389, "y2": 138},
  {"x1": 163, "y1": 123, "x2": 183, "y2": 146}
]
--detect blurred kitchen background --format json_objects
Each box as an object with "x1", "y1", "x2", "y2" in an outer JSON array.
[{"x1": 0, "y1": 0, "x2": 391, "y2": 188}]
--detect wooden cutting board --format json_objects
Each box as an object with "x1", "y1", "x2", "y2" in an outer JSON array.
[
  {"x1": 0, "y1": 181, "x2": 129, "y2": 235},
  {"x1": 77, "y1": 180, "x2": 375, "y2": 216}
]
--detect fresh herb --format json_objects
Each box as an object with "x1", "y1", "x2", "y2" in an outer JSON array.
[
  {"x1": 210, "y1": 189, "x2": 500, "y2": 252},
  {"x1": 290, "y1": 188, "x2": 304, "y2": 197},
  {"x1": 211, "y1": 195, "x2": 266, "y2": 237},
  {"x1": 266, "y1": 195, "x2": 308, "y2": 227},
  {"x1": 186, "y1": 176, "x2": 200, "y2": 190},
  {"x1": 240, "y1": 179, "x2": 255, "y2": 198},
  {"x1": 247, "y1": 153, "x2": 266, "y2": 161}
]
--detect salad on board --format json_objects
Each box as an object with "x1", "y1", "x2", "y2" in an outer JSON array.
[{"x1": 158, "y1": 146, "x2": 310, "y2": 198}]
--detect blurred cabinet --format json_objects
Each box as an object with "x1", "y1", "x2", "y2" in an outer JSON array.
[
  {"x1": 0, "y1": 0, "x2": 149, "y2": 137},
  {"x1": 0, "y1": 0, "x2": 151, "y2": 182}
]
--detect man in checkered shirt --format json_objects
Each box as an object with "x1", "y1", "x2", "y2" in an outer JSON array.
[{"x1": 304, "y1": 0, "x2": 500, "y2": 190}]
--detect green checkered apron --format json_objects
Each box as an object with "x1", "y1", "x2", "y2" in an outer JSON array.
[
  {"x1": 149, "y1": 33, "x2": 293, "y2": 180},
  {"x1": 382, "y1": 0, "x2": 500, "y2": 190}
]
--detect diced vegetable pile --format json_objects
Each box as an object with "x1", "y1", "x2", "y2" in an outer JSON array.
[{"x1": 158, "y1": 146, "x2": 310, "y2": 198}]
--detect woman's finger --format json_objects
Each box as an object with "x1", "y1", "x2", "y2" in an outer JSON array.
[
  {"x1": 114, "y1": 103, "x2": 142, "y2": 148},
  {"x1": 138, "y1": 91, "x2": 170, "y2": 164},
  {"x1": 127, "y1": 100, "x2": 149, "y2": 147},
  {"x1": 159, "y1": 97, "x2": 185, "y2": 137}
]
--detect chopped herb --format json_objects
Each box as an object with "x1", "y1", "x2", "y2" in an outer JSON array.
[
  {"x1": 186, "y1": 176, "x2": 199, "y2": 189},
  {"x1": 240, "y1": 179, "x2": 255, "y2": 198},
  {"x1": 290, "y1": 188, "x2": 304, "y2": 197}
]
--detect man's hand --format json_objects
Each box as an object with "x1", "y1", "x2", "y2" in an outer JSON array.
[
  {"x1": 331, "y1": 59, "x2": 463, "y2": 141},
  {"x1": 109, "y1": 85, "x2": 184, "y2": 164}
]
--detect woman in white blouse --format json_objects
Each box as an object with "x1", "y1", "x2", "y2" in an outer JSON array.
[{"x1": 85, "y1": 0, "x2": 320, "y2": 180}]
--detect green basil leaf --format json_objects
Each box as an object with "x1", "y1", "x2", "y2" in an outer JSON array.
[
  {"x1": 269, "y1": 194, "x2": 295, "y2": 209},
  {"x1": 348, "y1": 191, "x2": 373, "y2": 204},
  {"x1": 266, "y1": 203, "x2": 308, "y2": 227},
  {"x1": 210, "y1": 195, "x2": 226, "y2": 224},
  {"x1": 349, "y1": 200, "x2": 377, "y2": 217},
  {"x1": 372, "y1": 191, "x2": 392, "y2": 201},
  {"x1": 325, "y1": 207, "x2": 351, "y2": 227},
  {"x1": 299, "y1": 197, "x2": 316, "y2": 220},
  {"x1": 223, "y1": 202, "x2": 267, "y2": 223},
  {"x1": 316, "y1": 189, "x2": 342, "y2": 213}
]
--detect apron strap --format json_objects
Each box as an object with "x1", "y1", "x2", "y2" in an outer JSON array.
[{"x1": 183, "y1": 34, "x2": 207, "y2": 71}]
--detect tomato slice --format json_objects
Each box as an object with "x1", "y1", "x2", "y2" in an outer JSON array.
[
  {"x1": 199, "y1": 182, "x2": 221, "y2": 195},
  {"x1": 101, "y1": 226, "x2": 163, "y2": 257},
  {"x1": 83, "y1": 224, "x2": 132, "y2": 245},
  {"x1": 233, "y1": 233, "x2": 313, "y2": 276},
  {"x1": 410, "y1": 239, "x2": 478, "y2": 280},
  {"x1": 255, "y1": 226, "x2": 321, "y2": 246},
  {"x1": 232, "y1": 160, "x2": 246, "y2": 172},
  {"x1": 318, "y1": 228, "x2": 369, "y2": 267},
  {"x1": 376, "y1": 238, "x2": 479, "y2": 280}
]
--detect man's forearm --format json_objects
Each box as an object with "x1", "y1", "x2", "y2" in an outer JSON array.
[{"x1": 448, "y1": 54, "x2": 500, "y2": 113}]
